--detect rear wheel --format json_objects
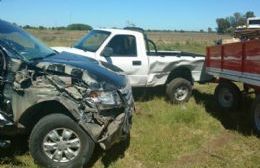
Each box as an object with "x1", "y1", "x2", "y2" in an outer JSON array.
[
  {"x1": 166, "y1": 78, "x2": 192, "y2": 104},
  {"x1": 214, "y1": 81, "x2": 241, "y2": 111},
  {"x1": 29, "y1": 113, "x2": 95, "y2": 168},
  {"x1": 251, "y1": 95, "x2": 260, "y2": 135}
]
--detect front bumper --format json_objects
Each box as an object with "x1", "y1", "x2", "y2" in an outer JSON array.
[
  {"x1": 98, "y1": 85, "x2": 134, "y2": 150},
  {"x1": 79, "y1": 84, "x2": 134, "y2": 150}
]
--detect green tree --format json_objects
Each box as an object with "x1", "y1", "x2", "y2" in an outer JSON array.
[
  {"x1": 67, "y1": 24, "x2": 92, "y2": 31},
  {"x1": 38, "y1": 26, "x2": 46, "y2": 30},
  {"x1": 216, "y1": 11, "x2": 255, "y2": 34},
  {"x1": 208, "y1": 27, "x2": 213, "y2": 33},
  {"x1": 56, "y1": 26, "x2": 66, "y2": 30},
  {"x1": 245, "y1": 11, "x2": 255, "y2": 19},
  {"x1": 216, "y1": 18, "x2": 230, "y2": 34},
  {"x1": 226, "y1": 16, "x2": 236, "y2": 28},
  {"x1": 23, "y1": 25, "x2": 32, "y2": 29},
  {"x1": 233, "y1": 12, "x2": 246, "y2": 27}
]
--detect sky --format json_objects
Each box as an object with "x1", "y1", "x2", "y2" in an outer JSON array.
[{"x1": 0, "y1": 0, "x2": 259, "y2": 31}]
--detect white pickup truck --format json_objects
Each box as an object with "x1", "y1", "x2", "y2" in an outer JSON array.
[{"x1": 53, "y1": 27, "x2": 211, "y2": 103}]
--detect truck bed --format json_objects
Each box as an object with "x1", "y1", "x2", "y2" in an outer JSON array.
[
  {"x1": 148, "y1": 50, "x2": 205, "y2": 57},
  {"x1": 206, "y1": 39, "x2": 260, "y2": 86}
]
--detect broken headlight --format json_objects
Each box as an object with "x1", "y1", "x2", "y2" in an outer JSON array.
[{"x1": 88, "y1": 90, "x2": 122, "y2": 108}]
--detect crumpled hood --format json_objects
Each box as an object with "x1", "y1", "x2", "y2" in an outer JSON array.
[
  {"x1": 52, "y1": 47, "x2": 96, "y2": 59},
  {"x1": 52, "y1": 47, "x2": 124, "y2": 73},
  {"x1": 36, "y1": 52, "x2": 127, "y2": 89}
]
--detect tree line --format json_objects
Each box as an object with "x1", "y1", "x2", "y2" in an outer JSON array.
[
  {"x1": 216, "y1": 11, "x2": 255, "y2": 34},
  {"x1": 23, "y1": 23, "x2": 93, "y2": 31},
  {"x1": 22, "y1": 11, "x2": 256, "y2": 34},
  {"x1": 24, "y1": 24, "x2": 213, "y2": 33}
]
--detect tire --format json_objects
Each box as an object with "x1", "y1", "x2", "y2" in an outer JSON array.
[
  {"x1": 29, "y1": 113, "x2": 95, "y2": 168},
  {"x1": 214, "y1": 81, "x2": 241, "y2": 112},
  {"x1": 166, "y1": 78, "x2": 192, "y2": 104},
  {"x1": 251, "y1": 95, "x2": 260, "y2": 136}
]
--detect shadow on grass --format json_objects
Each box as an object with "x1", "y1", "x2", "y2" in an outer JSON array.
[
  {"x1": 0, "y1": 135, "x2": 130, "y2": 168},
  {"x1": 132, "y1": 86, "x2": 166, "y2": 102},
  {"x1": 193, "y1": 89, "x2": 255, "y2": 136},
  {"x1": 132, "y1": 86, "x2": 256, "y2": 136},
  {"x1": 86, "y1": 136, "x2": 130, "y2": 168},
  {"x1": 0, "y1": 136, "x2": 28, "y2": 166}
]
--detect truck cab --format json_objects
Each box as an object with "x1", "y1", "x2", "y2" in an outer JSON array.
[
  {"x1": 56, "y1": 29, "x2": 150, "y2": 86},
  {"x1": 247, "y1": 17, "x2": 260, "y2": 29}
]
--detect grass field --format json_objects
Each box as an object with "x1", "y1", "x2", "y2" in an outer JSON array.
[
  {"x1": 0, "y1": 30, "x2": 259, "y2": 168},
  {"x1": 27, "y1": 29, "x2": 231, "y2": 54}
]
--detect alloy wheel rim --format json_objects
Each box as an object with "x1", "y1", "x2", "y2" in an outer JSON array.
[
  {"x1": 174, "y1": 86, "x2": 189, "y2": 101},
  {"x1": 42, "y1": 128, "x2": 81, "y2": 163}
]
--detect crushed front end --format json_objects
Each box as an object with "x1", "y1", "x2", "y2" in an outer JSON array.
[
  {"x1": 80, "y1": 83, "x2": 134, "y2": 150},
  {"x1": 1, "y1": 51, "x2": 134, "y2": 151},
  {"x1": 35, "y1": 57, "x2": 135, "y2": 150}
]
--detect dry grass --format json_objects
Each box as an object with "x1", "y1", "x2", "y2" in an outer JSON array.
[
  {"x1": 147, "y1": 32, "x2": 231, "y2": 54},
  {"x1": 0, "y1": 30, "x2": 259, "y2": 168},
  {"x1": 147, "y1": 31, "x2": 230, "y2": 44},
  {"x1": 27, "y1": 29, "x2": 231, "y2": 54},
  {"x1": 28, "y1": 29, "x2": 87, "y2": 47}
]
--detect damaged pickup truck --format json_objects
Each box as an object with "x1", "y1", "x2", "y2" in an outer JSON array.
[
  {"x1": 54, "y1": 27, "x2": 212, "y2": 104},
  {"x1": 0, "y1": 20, "x2": 134, "y2": 168}
]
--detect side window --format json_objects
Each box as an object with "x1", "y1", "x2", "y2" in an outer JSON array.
[{"x1": 105, "y1": 35, "x2": 137, "y2": 56}]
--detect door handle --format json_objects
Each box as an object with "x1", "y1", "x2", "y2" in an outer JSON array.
[{"x1": 132, "y1": 60, "x2": 142, "y2": 66}]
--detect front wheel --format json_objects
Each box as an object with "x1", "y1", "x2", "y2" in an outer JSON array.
[
  {"x1": 166, "y1": 78, "x2": 192, "y2": 104},
  {"x1": 29, "y1": 113, "x2": 95, "y2": 168}
]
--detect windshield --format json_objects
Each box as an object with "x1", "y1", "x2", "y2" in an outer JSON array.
[
  {"x1": 74, "y1": 30, "x2": 110, "y2": 52},
  {"x1": 0, "y1": 20, "x2": 55, "y2": 61}
]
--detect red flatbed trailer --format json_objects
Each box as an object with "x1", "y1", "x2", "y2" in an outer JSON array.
[{"x1": 205, "y1": 39, "x2": 260, "y2": 135}]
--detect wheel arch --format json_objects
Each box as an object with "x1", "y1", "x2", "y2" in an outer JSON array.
[
  {"x1": 166, "y1": 66, "x2": 193, "y2": 85},
  {"x1": 19, "y1": 100, "x2": 77, "y2": 134}
]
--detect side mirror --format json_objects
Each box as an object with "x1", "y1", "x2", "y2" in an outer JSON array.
[{"x1": 102, "y1": 47, "x2": 113, "y2": 57}]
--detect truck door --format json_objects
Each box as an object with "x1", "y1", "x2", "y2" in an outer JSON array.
[{"x1": 99, "y1": 34, "x2": 148, "y2": 87}]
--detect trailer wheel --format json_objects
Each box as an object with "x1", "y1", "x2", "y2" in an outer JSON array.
[
  {"x1": 166, "y1": 78, "x2": 192, "y2": 104},
  {"x1": 251, "y1": 95, "x2": 260, "y2": 135},
  {"x1": 214, "y1": 82, "x2": 241, "y2": 111}
]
